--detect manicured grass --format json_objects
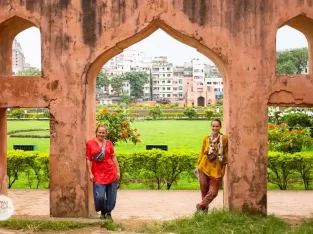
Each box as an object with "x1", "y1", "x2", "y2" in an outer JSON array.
[
  {"x1": 115, "y1": 120, "x2": 212, "y2": 152},
  {"x1": 7, "y1": 120, "x2": 50, "y2": 152},
  {"x1": 7, "y1": 120, "x2": 212, "y2": 153}
]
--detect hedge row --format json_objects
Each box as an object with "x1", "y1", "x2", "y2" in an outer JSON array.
[
  {"x1": 6, "y1": 150, "x2": 313, "y2": 190},
  {"x1": 9, "y1": 135, "x2": 50, "y2": 138},
  {"x1": 7, "y1": 113, "x2": 48, "y2": 119},
  {"x1": 7, "y1": 129, "x2": 49, "y2": 135}
]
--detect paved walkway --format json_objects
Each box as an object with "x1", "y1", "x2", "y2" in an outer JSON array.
[{"x1": 7, "y1": 190, "x2": 313, "y2": 220}]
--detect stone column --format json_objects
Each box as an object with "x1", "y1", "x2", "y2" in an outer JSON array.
[
  {"x1": 224, "y1": 81, "x2": 268, "y2": 215},
  {"x1": 0, "y1": 108, "x2": 7, "y2": 195},
  {"x1": 49, "y1": 101, "x2": 89, "y2": 217}
]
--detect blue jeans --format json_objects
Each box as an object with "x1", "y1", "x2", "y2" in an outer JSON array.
[{"x1": 93, "y1": 181, "x2": 117, "y2": 215}]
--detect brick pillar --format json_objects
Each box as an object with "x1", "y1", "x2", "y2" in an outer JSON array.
[
  {"x1": 224, "y1": 85, "x2": 268, "y2": 215},
  {"x1": 49, "y1": 103, "x2": 89, "y2": 217},
  {"x1": 0, "y1": 108, "x2": 7, "y2": 195}
]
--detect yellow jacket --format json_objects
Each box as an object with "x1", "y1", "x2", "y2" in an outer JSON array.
[{"x1": 197, "y1": 135, "x2": 228, "y2": 178}]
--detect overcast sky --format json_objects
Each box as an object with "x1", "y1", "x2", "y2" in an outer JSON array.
[{"x1": 16, "y1": 26, "x2": 308, "y2": 69}]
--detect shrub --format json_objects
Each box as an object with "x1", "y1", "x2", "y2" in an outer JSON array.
[
  {"x1": 204, "y1": 109, "x2": 215, "y2": 120},
  {"x1": 149, "y1": 106, "x2": 162, "y2": 120},
  {"x1": 10, "y1": 109, "x2": 25, "y2": 119},
  {"x1": 6, "y1": 150, "x2": 313, "y2": 191},
  {"x1": 282, "y1": 113, "x2": 312, "y2": 128},
  {"x1": 268, "y1": 123, "x2": 313, "y2": 153},
  {"x1": 267, "y1": 152, "x2": 298, "y2": 190},
  {"x1": 183, "y1": 107, "x2": 197, "y2": 120},
  {"x1": 96, "y1": 109, "x2": 140, "y2": 145}
]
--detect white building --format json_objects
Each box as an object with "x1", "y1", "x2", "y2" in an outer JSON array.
[
  {"x1": 151, "y1": 58, "x2": 173, "y2": 100},
  {"x1": 205, "y1": 77, "x2": 223, "y2": 99},
  {"x1": 101, "y1": 49, "x2": 152, "y2": 102},
  {"x1": 12, "y1": 39, "x2": 25, "y2": 74}
]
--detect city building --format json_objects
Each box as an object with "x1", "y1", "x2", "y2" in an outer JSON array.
[
  {"x1": 151, "y1": 57, "x2": 173, "y2": 100},
  {"x1": 100, "y1": 48, "x2": 224, "y2": 105},
  {"x1": 12, "y1": 39, "x2": 25, "y2": 74}
]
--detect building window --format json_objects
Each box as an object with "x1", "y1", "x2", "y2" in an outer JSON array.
[
  {"x1": 167, "y1": 80, "x2": 171, "y2": 83},
  {"x1": 167, "y1": 74, "x2": 171, "y2": 77},
  {"x1": 179, "y1": 87, "x2": 183, "y2": 90},
  {"x1": 167, "y1": 87, "x2": 171, "y2": 90},
  {"x1": 173, "y1": 87, "x2": 178, "y2": 91},
  {"x1": 179, "y1": 93, "x2": 183, "y2": 97},
  {"x1": 163, "y1": 87, "x2": 165, "y2": 90},
  {"x1": 179, "y1": 80, "x2": 182, "y2": 84},
  {"x1": 167, "y1": 94, "x2": 171, "y2": 97}
]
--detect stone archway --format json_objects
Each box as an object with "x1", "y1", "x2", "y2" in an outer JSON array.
[
  {"x1": 0, "y1": 1, "x2": 313, "y2": 218},
  {"x1": 85, "y1": 19, "x2": 229, "y2": 216},
  {"x1": 197, "y1": 96, "x2": 205, "y2": 106}
]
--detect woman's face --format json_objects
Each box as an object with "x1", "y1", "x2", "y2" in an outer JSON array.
[
  {"x1": 96, "y1": 127, "x2": 107, "y2": 140},
  {"x1": 211, "y1": 121, "x2": 221, "y2": 134}
]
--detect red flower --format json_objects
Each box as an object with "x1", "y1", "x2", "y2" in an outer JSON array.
[
  {"x1": 279, "y1": 123, "x2": 287, "y2": 127},
  {"x1": 103, "y1": 109, "x2": 109, "y2": 114},
  {"x1": 122, "y1": 121, "x2": 128, "y2": 127},
  {"x1": 112, "y1": 112, "x2": 118, "y2": 116},
  {"x1": 136, "y1": 133, "x2": 141, "y2": 137},
  {"x1": 269, "y1": 124, "x2": 276, "y2": 130}
]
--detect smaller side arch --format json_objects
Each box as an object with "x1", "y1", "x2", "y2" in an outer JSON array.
[
  {"x1": 0, "y1": 16, "x2": 37, "y2": 76},
  {"x1": 277, "y1": 14, "x2": 313, "y2": 76}
]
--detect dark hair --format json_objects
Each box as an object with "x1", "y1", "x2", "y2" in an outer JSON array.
[
  {"x1": 211, "y1": 119, "x2": 222, "y2": 127},
  {"x1": 95, "y1": 125, "x2": 107, "y2": 133}
]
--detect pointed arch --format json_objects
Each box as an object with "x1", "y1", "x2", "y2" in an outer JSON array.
[
  {"x1": 276, "y1": 14, "x2": 313, "y2": 75},
  {"x1": 86, "y1": 18, "x2": 229, "y2": 137},
  {"x1": 0, "y1": 16, "x2": 39, "y2": 76}
]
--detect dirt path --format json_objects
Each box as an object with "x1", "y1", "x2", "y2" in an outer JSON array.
[{"x1": 1, "y1": 190, "x2": 312, "y2": 233}]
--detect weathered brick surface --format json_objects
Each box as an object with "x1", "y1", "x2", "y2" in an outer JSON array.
[{"x1": 0, "y1": 1, "x2": 313, "y2": 217}]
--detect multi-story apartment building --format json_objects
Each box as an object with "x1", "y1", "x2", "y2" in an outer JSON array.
[
  {"x1": 151, "y1": 58, "x2": 173, "y2": 100},
  {"x1": 205, "y1": 77, "x2": 223, "y2": 99},
  {"x1": 101, "y1": 49, "x2": 152, "y2": 101},
  {"x1": 12, "y1": 39, "x2": 25, "y2": 74},
  {"x1": 100, "y1": 49, "x2": 224, "y2": 105},
  {"x1": 172, "y1": 66, "x2": 185, "y2": 100}
]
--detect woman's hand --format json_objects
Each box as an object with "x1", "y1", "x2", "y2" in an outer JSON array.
[
  {"x1": 221, "y1": 165, "x2": 226, "y2": 177},
  {"x1": 116, "y1": 172, "x2": 120, "y2": 180},
  {"x1": 89, "y1": 173, "x2": 94, "y2": 182}
]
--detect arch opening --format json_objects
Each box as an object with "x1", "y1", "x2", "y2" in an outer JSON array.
[
  {"x1": 85, "y1": 21, "x2": 228, "y2": 216},
  {"x1": 276, "y1": 15, "x2": 311, "y2": 75}
]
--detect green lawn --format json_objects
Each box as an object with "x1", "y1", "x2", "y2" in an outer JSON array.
[
  {"x1": 115, "y1": 120, "x2": 212, "y2": 152},
  {"x1": 7, "y1": 121, "x2": 50, "y2": 152},
  {"x1": 7, "y1": 120, "x2": 212, "y2": 153}
]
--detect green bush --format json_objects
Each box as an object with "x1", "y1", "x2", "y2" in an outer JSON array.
[
  {"x1": 268, "y1": 151, "x2": 313, "y2": 190},
  {"x1": 6, "y1": 150, "x2": 313, "y2": 191},
  {"x1": 149, "y1": 106, "x2": 162, "y2": 120},
  {"x1": 183, "y1": 107, "x2": 197, "y2": 120},
  {"x1": 204, "y1": 109, "x2": 215, "y2": 120},
  {"x1": 10, "y1": 109, "x2": 25, "y2": 119},
  {"x1": 282, "y1": 113, "x2": 312, "y2": 128}
]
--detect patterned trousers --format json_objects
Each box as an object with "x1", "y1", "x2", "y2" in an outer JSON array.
[{"x1": 199, "y1": 170, "x2": 220, "y2": 208}]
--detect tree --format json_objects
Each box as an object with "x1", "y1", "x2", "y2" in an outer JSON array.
[
  {"x1": 17, "y1": 68, "x2": 41, "y2": 76},
  {"x1": 96, "y1": 71, "x2": 110, "y2": 88},
  {"x1": 123, "y1": 71, "x2": 149, "y2": 100},
  {"x1": 276, "y1": 47, "x2": 308, "y2": 74},
  {"x1": 110, "y1": 74, "x2": 125, "y2": 96},
  {"x1": 120, "y1": 94, "x2": 132, "y2": 104}
]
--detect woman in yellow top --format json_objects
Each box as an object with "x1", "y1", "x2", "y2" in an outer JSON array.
[{"x1": 196, "y1": 119, "x2": 228, "y2": 211}]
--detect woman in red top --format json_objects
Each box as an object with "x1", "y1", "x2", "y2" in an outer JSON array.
[{"x1": 86, "y1": 125, "x2": 120, "y2": 221}]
